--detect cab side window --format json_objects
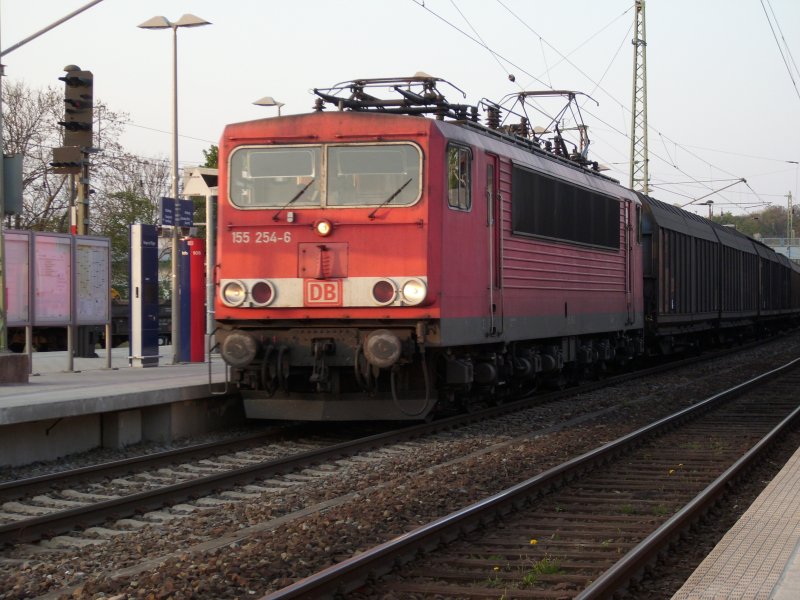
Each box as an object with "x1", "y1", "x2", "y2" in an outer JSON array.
[{"x1": 447, "y1": 145, "x2": 471, "y2": 211}]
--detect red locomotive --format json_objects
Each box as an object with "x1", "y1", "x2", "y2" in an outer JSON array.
[{"x1": 214, "y1": 76, "x2": 799, "y2": 420}]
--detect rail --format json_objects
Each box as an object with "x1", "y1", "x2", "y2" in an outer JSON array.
[{"x1": 261, "y1": 357, "x2": 800, "y2": 599}]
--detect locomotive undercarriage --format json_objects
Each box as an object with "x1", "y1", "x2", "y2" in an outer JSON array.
[{"x1": 217, "y1": 322, "x2": 646, "y2": 420}]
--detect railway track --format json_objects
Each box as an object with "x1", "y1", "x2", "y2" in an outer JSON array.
[
  {"x1": 0, "y1": 382, "x2": 615, "y2": 549},
  {"x1": 263, "y1": 357, "x2": 800, "y2": 599},
  {"x1": 0, "y1": 343, "x2": 749, "y2": 549},
  {"x1": 0, "y1": 425, "x2": 382, "y2": 546},
  {"x1": 2, "y1": 339, "x2": 798, "y2": 599},
  {"x1": 0, "y1": 426, "x2": 294, "y2": 501}
]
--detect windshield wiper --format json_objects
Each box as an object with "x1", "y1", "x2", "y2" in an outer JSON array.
[
  {"x1": 368, "y1": 177, "x2": 413, "y2": 220},
  {"x1": 272, "y1": 178, "x2": 315, "y2": 221}
]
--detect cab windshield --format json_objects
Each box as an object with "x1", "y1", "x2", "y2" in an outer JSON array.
[
  {"x1": 229, "y1": 147, "x2": 321, "y2": 208},
  {"x1": 229, "y1": 143, "x2": 421, "y2": 208}
]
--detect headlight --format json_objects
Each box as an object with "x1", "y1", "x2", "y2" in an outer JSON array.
[
  {"x1": 221, "y1": 280, "x2": 247, "y2": 306},
  {"x1": 401, "y1": 278, "x2": 427, "y2": 305},
  {"x1": 314, "y1": 219, "x2": 332, "y2": 237},
  {"x1": 250, "y1": 280, "x2": 275, "y2": 306},
  {"x1": 371, "y1": 279, "x2": 397, "y2": 305}
]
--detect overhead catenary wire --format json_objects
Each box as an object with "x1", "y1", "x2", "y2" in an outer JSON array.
[
  {"x1": 448, "y1": 0, "x2": 519, "y2": 87},
  {"x1": 412, "y1": 0, "x2": 765, "y2": 211},
  {"x1": 409, "y1": 0, "x2": 550, "y2": 89},
  {"x1": 760, "y1": 0, "x2": 800, "y2": 102},
  {"x1": 494, "y1": 0, "x2": 777, "y2": 209},
  {"x1": 495, "y1": 0, "x2": 632, "y2": 97},
  {"x1": 765, "y1": 0, "x2": 800, "y2": 77}
]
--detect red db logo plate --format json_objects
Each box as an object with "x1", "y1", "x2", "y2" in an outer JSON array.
[{"x1": 304, "y1": 280, "x2": 342, "y2": 306}]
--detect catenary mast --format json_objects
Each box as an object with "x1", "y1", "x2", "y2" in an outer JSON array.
[{"x1": 630, "y1": 0, "x2": 649, "y2": 194}]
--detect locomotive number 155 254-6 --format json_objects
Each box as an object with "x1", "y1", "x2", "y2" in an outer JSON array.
[{"x1": 230, "y1": 231, "x2": 292, "y2": 244}]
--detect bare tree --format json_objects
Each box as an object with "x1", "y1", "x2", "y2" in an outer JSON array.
[
  {"x1": 2, "y1": 80, "x2": 67, "y2": 230},
  {"x1": 91, "y1": 154, "x2": 172, "y2": 295},
  {"x1": 2, "y1": 79, "x2": 132, "y2": 232},
  {"x1": 94, "y1": 152, "x2": 171, "y2": 208}
]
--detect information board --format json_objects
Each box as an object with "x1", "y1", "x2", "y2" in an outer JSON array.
[
  {"x1": 6, "y1": 231, "x2": 31, "y2": 326},
  {"x1": 5, "y1": 231, "x2": 111, "y2": 328},
  {"x1": 75, "y1": 237, "x2": 110, "y2": 324},
  {"x1": 33, "y1": 233, "x2": 72, "y2": 325}
]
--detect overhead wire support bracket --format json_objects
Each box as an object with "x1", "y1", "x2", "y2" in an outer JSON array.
[{"x1": 679, "y1": 178, "x2": 747, "y2": 208}]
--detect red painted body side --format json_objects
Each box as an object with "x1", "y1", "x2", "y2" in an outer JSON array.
[
  {"x1": 496, "y1": 156, "x2": 644, "y2": 324},
  {"x1": 216, "y1": 110, "x2": 643, "y2": 342}
]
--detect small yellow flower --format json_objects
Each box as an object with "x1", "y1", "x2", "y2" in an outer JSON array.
[
  {"x1": 530, "y1": 538, "x2": 538, "y2": 545},
  {"x1": 493, "y1": 566, "x2": 500, "y2": 571},
  {"x1": 678, "y1": 463, "x2": 684, "y2": 468},
  {"x1": 668, "y1": 469, "x2": 675, "y2": 475}
]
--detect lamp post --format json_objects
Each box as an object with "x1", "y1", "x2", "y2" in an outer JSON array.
[
  {"x1": 253, "y1": 96, "x2": 285, "y2": 116},
  {"x1": 138, "y1": 14, "x2": 210, "y2": 364}
]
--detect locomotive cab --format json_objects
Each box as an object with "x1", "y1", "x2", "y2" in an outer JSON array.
[{"x1": 216, "y1": 108, "x2": 442, "y2": 419}]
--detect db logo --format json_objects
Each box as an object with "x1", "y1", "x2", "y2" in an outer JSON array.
[{"x1": 304, "y1": 279, "x2": 342, "y2": 306}]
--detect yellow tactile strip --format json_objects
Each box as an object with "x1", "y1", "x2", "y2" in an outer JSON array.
[{"x1": 672, "y1": 446, "x2": 800, "y2": 599}]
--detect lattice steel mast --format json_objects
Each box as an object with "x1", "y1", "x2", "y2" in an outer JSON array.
[{"x1": 630, "y1": 0, "x2": 649, "y2": 193}]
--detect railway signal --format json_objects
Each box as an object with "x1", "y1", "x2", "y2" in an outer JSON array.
[
  {"x1": 50, "y1": 146, "x2": 85, "y2": 175},
  {"x1": 57, "y1": 66, "x2": 93, "y2": 150},
  {"x1": 52, "y1": 65, "x2": 97, "y2": 357}
]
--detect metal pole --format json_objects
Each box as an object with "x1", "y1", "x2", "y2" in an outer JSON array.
[
  {"x1": 205, "y1": 193, "x2": 216, "y2": 359},
  {"x1": 77, "y1": 155, "x2": 89, "y2": 235},
  {"x1": 629, "y1": 0, "x2": 649, "y2": 194},
  {"x1": 25, "y1": 325, "x2": 32, "y2": 374},
  {"x1": 67, "y1": 325, "x2": 74, "y2": 372},
  {"x1": 0, "y1": 19, "x2": 6, "y2": 354},
  {"x1": 1, "y1": 0, "x2": 105, "y2": 57},
  {"x1": 170, "y1": 25, "x2": 181, "y2": 364},
  {"x1": 105, "y1": 322, "x2": 111, "y2": 369},
  {"x1": 139, "y1": 15, "x2": 209, "y2": 363}
]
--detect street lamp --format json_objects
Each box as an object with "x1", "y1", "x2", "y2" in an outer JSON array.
[
  {"x1": 253, "y1": 96, "x2": 285, "y2": 116},
  {"x1": 138, "y1": 13, "x2": 210, "y2": 364}
]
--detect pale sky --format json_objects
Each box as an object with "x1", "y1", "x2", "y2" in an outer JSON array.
[{"x1": 2, "y1": 0, "x2": 799, "y2": 218}]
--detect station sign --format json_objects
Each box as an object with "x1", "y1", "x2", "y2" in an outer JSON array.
[
  {"x1": 178, "y1": 199, "x2": 194, "y2": 227},
  {"x1": 159, "y1": 196, "x2": 175, "y2": 226},
  {"x1": 159, "y1": 196, "x2": 194, "y2": 227}
]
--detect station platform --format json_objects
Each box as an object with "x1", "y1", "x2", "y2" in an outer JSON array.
[
  {"x1": 672, "y1": 443, "x2": 800, "y2": 599},
  {"x1": 0, "y1": 347, "x2": 242, "y2": 467}
]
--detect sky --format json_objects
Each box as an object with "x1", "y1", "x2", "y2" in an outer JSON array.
[{"x1": 2, "y1": 0, "x2": 799, "y2": 220}]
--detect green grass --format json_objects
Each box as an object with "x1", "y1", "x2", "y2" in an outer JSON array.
[{"x1": 519, "y1": 556, "x2": 562, "y2": 588}]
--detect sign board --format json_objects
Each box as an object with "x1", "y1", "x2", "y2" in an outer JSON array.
[
  {"x1": 187, "y1": 238, "x2": 206, "y2": 362},
  {"x1": 178, "y1": 199, "x2": 194, "y2": 227},
  {"x1": 130, "y1": 224, "x2": 159, "y2": 367},
  {"x1": 160, "y1": 196, "x2": 176, "y2": 226},
  {"x1": 6, "y1": 230, "x2": 31, "y2": 326},
  {"x1": 33, "y1": 233, "x2": 72, "y2": 325},
  {"x1": 75, "y1": 237, "x2": 110, "y2": 324},
  {"x1": 160, "y1": 197, "x2": 193, "y2": 227}
]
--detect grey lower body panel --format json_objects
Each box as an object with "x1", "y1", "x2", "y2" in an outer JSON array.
[{"x1": 434, "y1": 312, "x2": 644, "y2": 346}]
